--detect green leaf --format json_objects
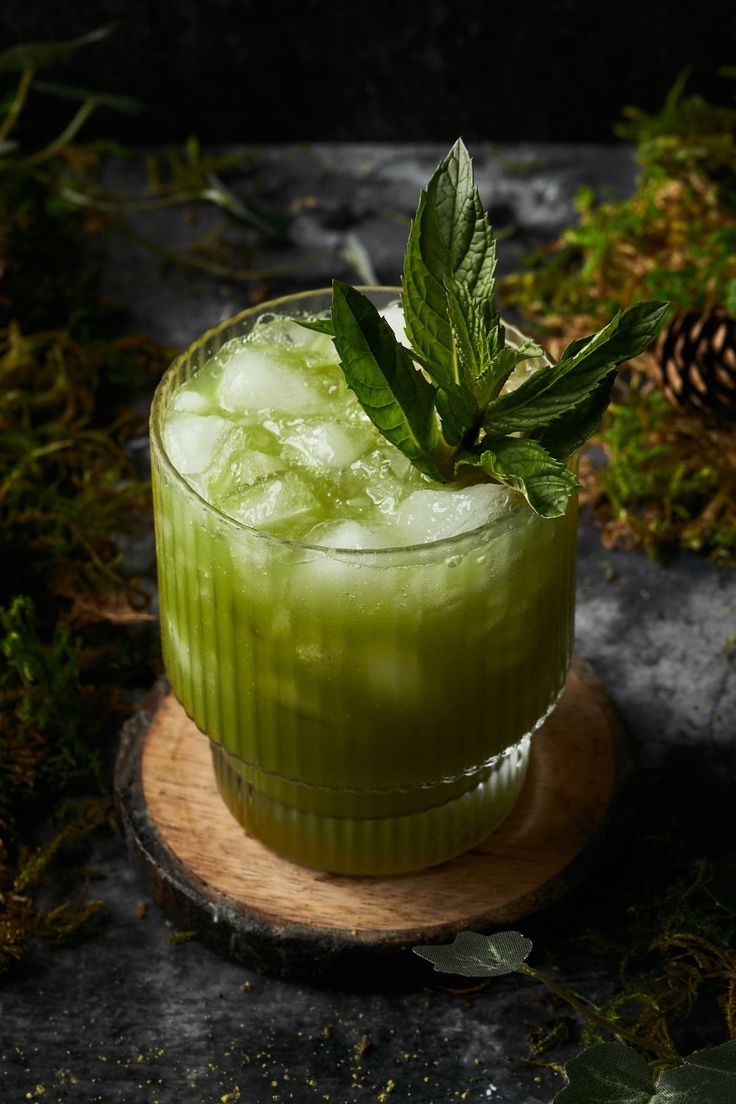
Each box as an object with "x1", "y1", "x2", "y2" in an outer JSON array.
[
  {"x1": 33, "y1": 80, "x2": 142, "y2": 114},
  {"x1": 434, "y1": 385, "x2": 478, "y2": 446},
  {"x1": 483, "y1": 301, "x2": 669, "y2": 440},
  {"x1": 297, "y1": 317, "x2": 335, "y2": 337},
  {"x1": 555, "y1": 1041, "x2": 736, "y2": 1104},
  {"x1": 434, "y1": 276, "x2": 497, "y2": 444},
  {"x1": 536, "y1": 370, "x2": 616, "y2": 460},
  {"x1": 474, "y1": 340, "x2": 544, "y2": 409},
  {"x1": 558, "y1": 332, "x2": 598, "y2": 362},
  {"x1": 456, "y1": 437, "x2": 579, "y2": 518},
  {"x1": 0, "y1": 26, "x2": 113, "y2": 73},
  {"x1": 554, "y1": 1043, "x2": 656, "y2": 1103},
  {"x1": 565, "y1": 300, "x2": 669, "y2": 363},
  {"x1": 331, "y1": 280, "x2": 443, "y2": 479},
  {"x1": 438, "y1": 277, "x2": 543, "y2": 443},
  {"x1": 413, "y1": 930, "x2": 532, "y2": 978},
  {"x1": 401, "y1": 139, "x2": 497, "y2": 395},
  {"x1": 444, "y1": 275, "x2": 498, "y2": 384},
  {"x1": 655, "y1": 1042, "x2": 736, "y2": 1103}
]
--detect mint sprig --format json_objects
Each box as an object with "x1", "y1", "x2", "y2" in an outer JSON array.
[{"x1": 302, "y1": 139, "x2": 669, "y2": 518}]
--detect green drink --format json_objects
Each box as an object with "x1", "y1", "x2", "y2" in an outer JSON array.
[
  {"x1": 150, "y1": 140, "x2": 665, "y2": 875},
  {"x1": 150, "y1": 288, "x2": 577, "y2": 874}
]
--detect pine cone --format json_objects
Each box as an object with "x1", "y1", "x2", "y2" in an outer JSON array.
[{"x1": 654, "y1": 308, "x2": 736, "y2": 421}]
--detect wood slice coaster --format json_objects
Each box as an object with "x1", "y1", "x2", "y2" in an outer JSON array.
[{"x1": 115, "y1": 656, "x2": 630, "y2": 985}]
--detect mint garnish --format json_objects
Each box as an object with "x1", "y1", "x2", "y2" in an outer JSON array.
[
  {"x1": 330, "y1": 281, "x2": 444, "y2": 480},
  {"x1": 306, "y1": 139, "x2": 669, "y2": 518},
  {"x1": 455, "y1": 436, "x2": 579, "y2": 520}
]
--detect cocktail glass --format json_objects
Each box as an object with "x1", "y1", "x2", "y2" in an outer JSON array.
[{"x1": 150, "y1": 288, "x2": 577, "y2": 875}]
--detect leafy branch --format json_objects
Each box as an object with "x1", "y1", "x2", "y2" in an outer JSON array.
[{"x1": 414, "y1": 930, "x2": 736, "y2": 1101}]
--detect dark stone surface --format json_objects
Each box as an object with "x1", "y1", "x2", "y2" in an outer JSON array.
[
  {"x1": 98, "y1": 142, "x2": 638, "y2": 344},
  {"x1": 1, "y1": 143, "x2": 735, "y2": 1104}
]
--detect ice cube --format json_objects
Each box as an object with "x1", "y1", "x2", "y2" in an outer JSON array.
[
  {"x1": 216, "y1": 342, "x2": 331, "y2": 415},
  {"x1": 282, "y1": 419, "x2": 374, "y2": 472},
  {"x1": 234, "y1": 449, "x2": 285, "y2": 484},
  {"x1": 345, "y1": 447, "x2": 423, "y2": 516},
  {"x1": 221, "y1": 472, "x2": 320, "y2": 533},
  {"x1": 252, "y1": 315, "x2": 341, "y2": 365},
  {"x1": 162, "y1": 412, "x2": 234, "y2": 476},
  {"x1": 207, "y1": 447, "x2": 286, "y2": 503},
  {"x1": 305, "y1": 519, "x2": 398, "y2": 550},
  {"x1": 170, "y1": 387, "x2": 212, "y2": 414},
  {"x1": 397, "y1": 484, "x2": 511, "y2": 544}
]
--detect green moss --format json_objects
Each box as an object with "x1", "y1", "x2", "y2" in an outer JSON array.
[
  {"x1": 573, "y1": 819, "x2": 736, "y2": 1053},
  {"x1": 502, "y1": 72, "x2": 736, "y2": 330},
  {"x1": 586, "y1": 390, "x2": 736, "y2": 564},
  {"x1": 500, "y1": 73, "x2": 736, "y2": 564},
  {"x1": 0, "y1": 36, "x2": 173, "y2": 970},
  {"x1": 0, "y1": 799, "x2": 110, "y2": 972}
]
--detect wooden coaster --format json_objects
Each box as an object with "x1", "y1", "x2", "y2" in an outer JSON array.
[{"x1": 115, "y1": 656, "x2": 630, "y2": 985}]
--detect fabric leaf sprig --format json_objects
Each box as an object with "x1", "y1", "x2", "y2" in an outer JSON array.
[{"x1": 414, "y1": 930, "x2": 736, "y2": 1102}]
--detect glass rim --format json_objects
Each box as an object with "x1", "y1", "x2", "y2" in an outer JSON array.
[{"x1": 150, "y1": 286, "x2": 547, "y2": 557}]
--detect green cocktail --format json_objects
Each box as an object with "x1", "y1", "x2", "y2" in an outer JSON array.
[
  {"x1": 150, "y1": 139, "x2": 665, "y2": 875},
  {"x1": 150, "y1": 288, "x2": 577, "y2": 874}
]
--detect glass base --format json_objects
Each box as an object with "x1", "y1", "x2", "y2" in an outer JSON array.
[{"x1": 210, "y1": 734, "x2": 533, "y2": 875}]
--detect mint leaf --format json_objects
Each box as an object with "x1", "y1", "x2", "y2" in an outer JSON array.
[
  {"x1": 474, "y1": 340, "x2": 545, "y2": 409},
  {"x1": 483, "y1": 301, "x2": 669, "y2": 439},
  {"x1": 444, "y1": 275, "x2": 500, "y2": 385},
  {"x1": 434, "y1": 276, "x2": 485, "y2": 443},
  {"x1": 402, "y1": 139, "x2": 497, "y2": 400},
  {"x1": 297, "y1": 317, "x2": 335, "y2": 336},
  {"x1": 330, "y1": 280, "x2": 444, "y2": 480},
  {"x1": 558, "y1": 332, "x2": 600, "y2": 362},
  {"x1": 456, "y1": 437, "x2": 579, "y2": 518},
  {"x1": 438, "y1": 278, "x2": 542, "y2": 443},
  {"x1": 554, "y1": 1043, "x2": 656, "y2": 1104},
  {"x1": 434, "y1": 385, "x2": 479, "y2": 447},
  {"x1": 413, "y1": 930, "x2": 532, "y2": 978},
  {"x1": 536, "y1": 371, "x2": 616, "y2": 460}
]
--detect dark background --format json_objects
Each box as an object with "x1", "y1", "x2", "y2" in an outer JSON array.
[{"x1": 1, "y1": 0, "x2": 735, "y2": 144}]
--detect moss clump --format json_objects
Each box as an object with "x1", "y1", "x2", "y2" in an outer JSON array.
[
  {"x1": 0, "y1": 31, "x2": 173, "y2": 970},
  {"x1": 575, "y1": 822, "x2": 736, "y2": 1055},
  {"x1": 580, "y1": 390, "x2": 736, "y2": 564},
  {"x1": 501, "y1": 71, "x2": 736, "y2": 563}
]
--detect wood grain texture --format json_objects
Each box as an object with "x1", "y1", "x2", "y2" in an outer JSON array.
[{"x1": 115, "y1": 655, "x2": 629, "y2": 984}]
